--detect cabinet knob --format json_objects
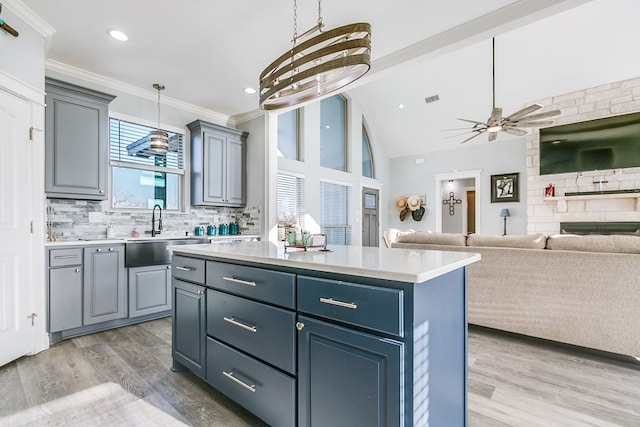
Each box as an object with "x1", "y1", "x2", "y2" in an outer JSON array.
[
  {"x1": 96, "y1": 248, "x2": 102, "y2": 252},
  {"x1": 167, "y1": 265, "x2": 171, "y2": 269},
  {"x1": 108, "y1": 247, "x2": 114, "y2": 252},
  {"x1": 99, "y1": 190, "x2": 104, "y2": 194},
  {"x1": 75, "y1": 268, "x2": 80, "y2": 273},
  {"x1": 197, "y1": 290, "x2": 204, "y2": 296},
  {"x1": 296, "y1": 322, "x2": 304, "y2": 331}
]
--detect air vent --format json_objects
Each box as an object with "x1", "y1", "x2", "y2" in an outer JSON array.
[{"x1": 424, "y1": 94, "x2": 440, "y2": 104}]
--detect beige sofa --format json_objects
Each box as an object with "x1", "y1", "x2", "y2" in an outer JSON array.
[{"x1": 385, "y1": 230, "x2": 640, "y2": 358}]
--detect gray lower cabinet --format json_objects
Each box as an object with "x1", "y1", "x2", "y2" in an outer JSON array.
[
  {"x1": 48, "y1": 248, "x2": 83, "y2": 332},
  {"x1": 187, "y1": 119, "x2": 248, "y2": 207},
  {"x1": 83, "y1": 245, "x2": 126, "y2": 325},
  {"x1": 128, "y1": 265, "x2": 172, "y2": 318},
  {"x1": 171, "y1": 278, "x2": 206, "y2": 379},
  {"x1": 45, "y1": 78, "x2": 115, "y2": 200}
]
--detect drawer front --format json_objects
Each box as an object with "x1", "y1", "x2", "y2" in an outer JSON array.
[
  {"x1": 297, "y1": 276, "x2": 404, "y2": 337},
  {"x1": 207, "y1": 289, "x2": 295, "y2": 374},
  {"x1": 206, "y1": 261, "x2": 295, "y2": 308},
  {"x1": 172, "y1": 255, "x2": 205, "y2": 284},
  {"x1": 49, "y1": 248, "x2": 82, "y2": 267},
  {"x1": 207, "y1": 337, "x2": 295, "y2": 427}
]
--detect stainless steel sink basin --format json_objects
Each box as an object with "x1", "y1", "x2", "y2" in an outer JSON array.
[{"x1": 125, "y1": 238, "x2": 209, "y2": 267}]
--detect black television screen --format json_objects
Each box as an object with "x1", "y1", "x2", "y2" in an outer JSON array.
[{"x1": 539, "y1": 111, "x2": 640, "y2": 175}]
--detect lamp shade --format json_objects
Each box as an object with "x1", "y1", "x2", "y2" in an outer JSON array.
[{"x1": 500, "y1": 208, "x2": 511, "y2": 218}]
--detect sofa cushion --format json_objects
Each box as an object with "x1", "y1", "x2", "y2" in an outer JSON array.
[
  {"x1": 546, "y1": 234, "x2": 640, "y2": 254},
  {"x1": 395, "y1": 231, "x2": 467, "y2": 246},
  {"x1": 466, "y1": 233, "x2": 547, "y2": 249}
]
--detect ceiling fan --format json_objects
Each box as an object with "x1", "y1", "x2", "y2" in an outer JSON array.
[{"x1": 448, "y1": 37, "x2": 561, "y2": 144}]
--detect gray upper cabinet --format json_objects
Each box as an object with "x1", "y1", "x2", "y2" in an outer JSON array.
[
  {"x1": 187, "y1": 119, "x2": 248, "y2": 207},
  {"x1": 83, "y1": 245, "x2": 126, "y2": 325},
  {"x1": 45, "y1": 78, "x2": 115, "y2": 200}
]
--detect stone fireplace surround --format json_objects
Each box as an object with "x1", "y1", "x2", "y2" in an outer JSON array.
[{"x1": 527, "y1": 76, "x2": 640, "y2": 235}]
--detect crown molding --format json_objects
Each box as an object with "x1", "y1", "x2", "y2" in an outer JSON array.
[
  {"x1": 2, "y1": 0, "x2": 55, "y2": 38},
  {"x1": 45, "y1": 59, "x2": 234, "y2": 126},
  {"x1": 233, "y1": 108, "x2": 266, "y2": 125}
]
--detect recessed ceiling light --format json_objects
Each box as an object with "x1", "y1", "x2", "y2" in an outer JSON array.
[
  {"x1": 107, "y1": 29, "x2": 128, "y2": 42},
  {"x1": 243, "y1": 87, "x2": 257, "y2": 95},
  {"x1": 398, "y1": 104, "x2": 405, "y2": 109}
]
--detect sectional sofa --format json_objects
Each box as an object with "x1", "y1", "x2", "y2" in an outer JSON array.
[{"x1": 385, "y1": 230, "x2": 640, "y2": 358}]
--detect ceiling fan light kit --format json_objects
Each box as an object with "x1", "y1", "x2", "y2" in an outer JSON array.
[
  {"x1": 259, "y1": 0, "x2": 371, "y2": 110},
  {"x1": 453, "y1": 37, "x2": 560, "y2": 144}
]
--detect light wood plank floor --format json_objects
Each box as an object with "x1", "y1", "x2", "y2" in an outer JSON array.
[{"x1": 0, "y1": 318, "x2": 638, "y2": 426}]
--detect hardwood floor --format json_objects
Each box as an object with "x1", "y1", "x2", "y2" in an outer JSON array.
[{"x1": 1, "y1": 318, "x2": 638, "y2": 426}]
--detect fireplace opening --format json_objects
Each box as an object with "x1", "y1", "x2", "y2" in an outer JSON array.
[{"x1": 560, "y1": 222, "x2": 640, "y2": 235}]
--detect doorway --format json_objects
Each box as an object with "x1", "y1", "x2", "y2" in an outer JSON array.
[
  {"x1": 433, "y1": 169, "x2": 482, "y2": 234},
  {"x1": 362, "y1": 188, "x2": 379, "y2": 247}
]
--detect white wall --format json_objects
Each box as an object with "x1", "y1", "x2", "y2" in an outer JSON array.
[{"x1": 388, "y1": 139, "x2": 528, "y2": 236}]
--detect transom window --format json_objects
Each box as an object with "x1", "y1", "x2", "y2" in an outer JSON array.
[
  {"x1": 109, "y1": 117, "x2": 185, "y2": 210},
  {"x1": 277, "y1": 109, "x2": 300, "y2": 160}
]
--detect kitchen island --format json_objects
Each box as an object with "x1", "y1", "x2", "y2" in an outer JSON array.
[{"x1": 168, "y1": 241, "x2": 480, "y2": 427}]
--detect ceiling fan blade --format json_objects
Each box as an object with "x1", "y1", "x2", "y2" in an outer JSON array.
[
  {"x1": 510, "y1": 120, "x2": 555, "y2": 127},
  {"x1": 488, "y1": 132, "x2": 498, "y2": 142},
  {"x1": 504, "y1": 103, "x2": 542, "y2": 121},
  {"x1": 443, "y1": 130, "x2": 479, "y2": 140},
  {"x1": 457, "y1": 118, "x2": 488, "y2": 126},
  {"x1": 514, "y1": 109, "x2": 561, "y2": 121},
  {"x1": 460, "y1": 131, "x2": 484, "y2": 144},
  {"x1": 501, "y1": 128, "x2": 528, "y2": 136},
  {"x1": 441, "y1": 127, "x2": 480, "y2": 131}
]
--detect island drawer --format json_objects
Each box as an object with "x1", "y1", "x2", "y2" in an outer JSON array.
[
  {"x1": 172, "y1": 255, "x2": 205, "y2": 284},
  {"x1": 49, "y1": 248, "x2": 82, "y2": 267},
  {"x1": 207, "y1": 289, "x2": 296, "y2": 374},
  {"x1": 297, "y1": 276, "x2": 404, "y2": 337},
  {"x1": 207, "y1": 337, "x2": 295, "y2": 427},
  {"x1": 206, "y1": 261, "x2": 295, "y2": 309}
]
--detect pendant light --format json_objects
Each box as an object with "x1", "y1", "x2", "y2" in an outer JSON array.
[
  {"x1": 259, "y1": 0, "x2": 371, "y2": 110},
  {"x1": 149, "y1": 83, "x2": 169, "y2": 153}
]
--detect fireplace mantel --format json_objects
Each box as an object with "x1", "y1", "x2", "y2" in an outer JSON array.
[{"x1": 544, "y1": 192, "x2": 640, "y2": 213}]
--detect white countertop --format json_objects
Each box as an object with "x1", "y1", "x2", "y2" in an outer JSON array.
[
  {"x1": 167, "y1": 241, "x2": 480, "y2": 284},
  {"x1": 45, "y1": 234, "x2": 260, "y2": 247}
]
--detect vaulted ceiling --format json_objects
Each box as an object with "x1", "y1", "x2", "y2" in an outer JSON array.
[{"x1": 21, "y1": 0, "x2": 640, "y2": 158}]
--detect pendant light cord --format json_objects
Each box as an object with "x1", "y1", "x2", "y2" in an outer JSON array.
[
  {"x1": 492, "y1": 37, "x2": 496, "y2": 110},
  {"x1": 156, "y1": 87, "x2": 161, "y2": 131}
]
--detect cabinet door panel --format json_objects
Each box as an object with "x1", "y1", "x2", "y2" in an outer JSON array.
[
  {"x1": 298, "y1": 315, "x2": 403, "y2": 427},
  {"x1": 172, "y1": 278, "x2": 206, "y2": 379},
  {"x1": 203, "y1": 133, "x2": 225, "y2": 204},
  {"x1": 129, "y1": 265, "x2": 171, "y2": 318},
  {"x1": 225, "y1": 137, "x2": 244, "y2": 205},
  {"x1": 83, "y1": 246, "x2": 126, "y2": 325},
  {"x1": 49, "y1": 266, "x2": 82, "y2": 332}
]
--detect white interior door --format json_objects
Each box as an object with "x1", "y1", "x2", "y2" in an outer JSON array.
[{"x1": 0, "y1": 87, "x2": 34, "y2": 366}]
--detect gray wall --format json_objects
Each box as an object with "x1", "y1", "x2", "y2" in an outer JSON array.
[
  {"x1": 388, "y1": 138, "x2": 528, "y2": 236},
  {"x1": 0, "y1": 6, "x2": 46, "y2": 90},
  {"x1": 237, "y1": 114, "x2": 266, "y2": 228},
  {"x1": 441, "y1": 178, "x2": 474, "y2": 233}
]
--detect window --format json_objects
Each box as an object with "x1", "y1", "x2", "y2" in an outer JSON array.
[
  {"x1": 109, "y1": 117, "x2": 185, "y2": 210},
  {"x1": 362, "y1": 125, "x2": 374, "y2": 178},
  {"x1": 320, "y1": 181, "x2": 351, "y2": 245},
  {"x1": 277, "y1": 109, "x2": 300, "y2": 160},
  {"x1": 320, "y1": 95, "x2": 347, "y2": 171},
  {"x1": 276, "y1": 173, "x2": 305, "y2": 229}
]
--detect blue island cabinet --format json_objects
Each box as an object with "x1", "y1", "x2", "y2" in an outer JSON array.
[{"x1": 169, "y1": 243, "x2": 473, "y2": 427}]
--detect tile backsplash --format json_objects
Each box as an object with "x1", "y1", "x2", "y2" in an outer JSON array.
[{"x1": 46, "y1": 199, "x2": 260, "y2": 241}]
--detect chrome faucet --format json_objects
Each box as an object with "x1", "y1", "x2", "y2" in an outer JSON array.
[{"x1": 151, "y1": 204, "x2": 163, "y2": 237}]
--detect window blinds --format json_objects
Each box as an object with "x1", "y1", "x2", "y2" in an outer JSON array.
[
  {"x1": 277, "y1": 173, "x2": 305, "y2": 228},
  {"x1": 320, "y1": 181, "x2": 351, "y2": 245}
]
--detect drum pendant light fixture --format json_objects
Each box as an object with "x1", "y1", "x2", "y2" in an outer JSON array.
[
  {"x1": 259, "y1": 0, "x2": 371, "y2": 110},
  {"x1": 149, "y1": 83, "x2": 169, "y2": 153}
]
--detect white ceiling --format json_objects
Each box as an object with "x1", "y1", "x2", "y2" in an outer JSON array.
[{"x1": 19, "y1": 0, "x2": 640, "y2": 158}]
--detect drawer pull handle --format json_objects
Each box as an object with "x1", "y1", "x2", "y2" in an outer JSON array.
[
  {"x1": 222, "y1": 371, "x2": 256, "y2": 393},
  {"x1": 223, "y1": 316, "x2": 257, "y2": 333},
  {"x1": 223, "y1": 276, "x2": 256, "y2": 287},
  {"x1": 175, "y1": 266, "x2": 192, "y2": 271},
  {"x1": 320, "y1": 297, "x2": 357, "y2": 310},
  {"x1": 53, "y1": 255, "x2": 78, "y2": 259}
]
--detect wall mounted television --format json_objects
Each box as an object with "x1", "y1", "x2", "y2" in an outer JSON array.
[{"x1": 539, "y1": 111, "x2": 640, "y2": 175}]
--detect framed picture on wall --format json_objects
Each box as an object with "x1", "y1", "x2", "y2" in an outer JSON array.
[{"x1": 491, "y1": 173, "x2": 519, "y2": 203}]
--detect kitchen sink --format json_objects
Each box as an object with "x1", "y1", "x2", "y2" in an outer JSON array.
[{"x1": 125, "y1": 238, "x2": 209, "y2": 268}]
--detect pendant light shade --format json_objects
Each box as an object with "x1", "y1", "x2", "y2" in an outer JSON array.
[
  {"x1": 259, "y1": 0, "x2": 371, "y2": 110},
  {"x1": 150, "y1": 83, "x2": 168, "y2": 153}
]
